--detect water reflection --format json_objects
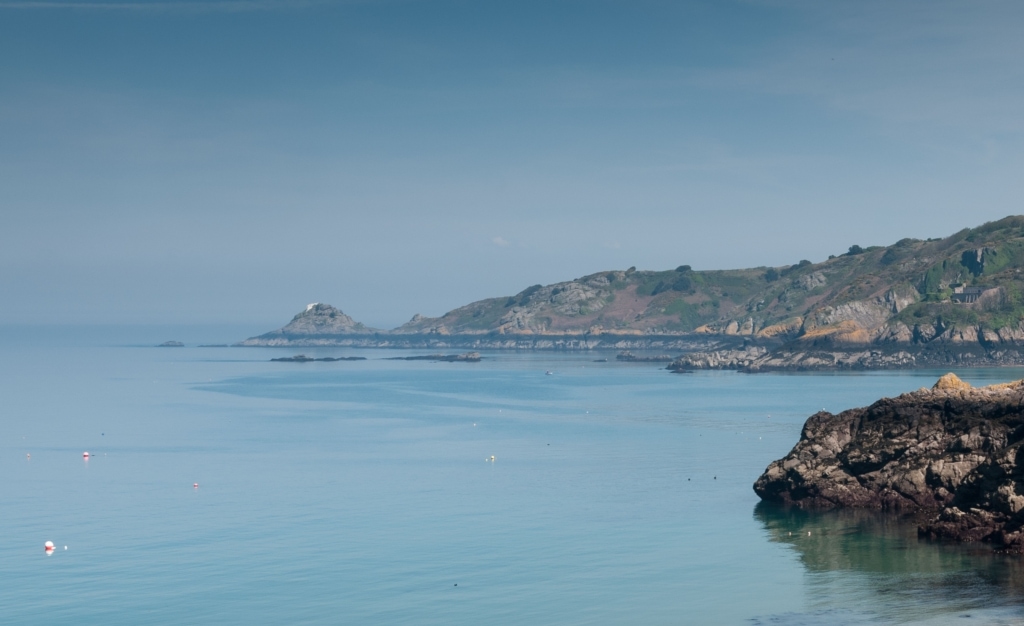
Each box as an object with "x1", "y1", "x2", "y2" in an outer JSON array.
[{"x1": 753, "y1": 503, "x2": 1024, "y2": 625}]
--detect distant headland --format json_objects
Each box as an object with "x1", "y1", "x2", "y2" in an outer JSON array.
[{"x1": 238, "y1": 216, "x2": 1024, "y2": 369}]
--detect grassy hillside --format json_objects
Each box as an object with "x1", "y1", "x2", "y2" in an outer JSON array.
[{"x1": 395, "y1": 216, "x2": 1024, "y2": 343}]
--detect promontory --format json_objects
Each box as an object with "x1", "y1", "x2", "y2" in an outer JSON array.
[
  {"x1": 755, "y1": 373, "x2": 1024, "y2": 553},
  {"x1": 239, "y1": 216, "x2": 1024, "y2": 368}
]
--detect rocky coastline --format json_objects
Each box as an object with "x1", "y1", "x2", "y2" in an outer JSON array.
[
  {"x1": 238, "y1": 330, "x2": 729, "y2": 353},
  {"x1": 668, "y1": 343, "x2": 1024, "y2": 372},
  {"x1": 754, "y1": 373, "x2": 1024, "y2": 553}
]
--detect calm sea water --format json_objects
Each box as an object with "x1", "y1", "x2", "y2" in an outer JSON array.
[{"x1": 4, "y1": 326, "x2": 1024, "y2": 625}]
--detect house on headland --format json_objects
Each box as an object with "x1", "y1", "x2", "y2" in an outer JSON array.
[{"x1": 950, "y1": 285, "x2": 985, "y2": 303}]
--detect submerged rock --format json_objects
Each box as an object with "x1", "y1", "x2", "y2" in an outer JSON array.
[{"x1": 754, "y1": 373, "x2": 1024, "y2": 553}]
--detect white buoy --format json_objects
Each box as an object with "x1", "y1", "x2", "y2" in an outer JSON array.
[
  {"x1": 44, "y1": 541, "x2": 54, "y2": 553},
  {"x1": 83, "y1": 451, "x2": 90, "y2": 459},
  {"x1": 193, "y1": 483, "x2": 199, "y2": 489}
]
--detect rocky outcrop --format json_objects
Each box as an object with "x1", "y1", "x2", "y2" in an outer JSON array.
[
  {"x1": 754, "y1": 374, "x2": 1024, "y2": 553},
  {"x1": 616, "y1": 351, "x2": 676, "y2": 362},
  {"x1": 238, "y1": 303, "x2": 375, "y2": 345},
  {"x1": 671, "y1": 343, "x2": 1024, "y2": 372},
  {"x1": 270, "y1": 355, "x2": 366, "y2": 362},
  {"x1": 384, "y1": 352, "x2": 482, "y2": 362},
  {"x1": 667, "y1": 346, "x2": 768, "y2": 370}
]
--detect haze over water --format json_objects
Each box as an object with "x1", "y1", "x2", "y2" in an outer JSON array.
[{"x1": 4, "y1": 327, "x2": 1024, "y2": 624}]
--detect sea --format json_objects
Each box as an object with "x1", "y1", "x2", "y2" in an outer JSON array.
[{"x1": 4, "y1": 325, "x2": 1024, "y2": 625}]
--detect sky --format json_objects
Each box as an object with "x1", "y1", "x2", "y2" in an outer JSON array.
[{"x1": 2, "y1": 0, "x2": 1024, "y2": 330}]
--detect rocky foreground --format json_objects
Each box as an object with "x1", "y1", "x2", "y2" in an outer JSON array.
[
  {"x1": 667, "y1": 345, "x2": 1024, "y2": 372},
  {"x1": 754, "y1": 373, "x2": 1024, "y2": 553}
]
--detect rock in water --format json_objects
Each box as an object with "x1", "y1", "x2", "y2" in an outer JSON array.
[{"x1": 753, "y1": 373, "x2": 1024, "y2": 553}]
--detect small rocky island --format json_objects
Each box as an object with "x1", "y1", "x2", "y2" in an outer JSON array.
[
  {"x1": 270, "y1": 355, "x2": 367, "y2": 362},
  {"x1": 755, "y1": 373, "x2": 1024, "y2": 553},
  {"x1": 384, "y1": 352, "x2": 482, "y2": 362}
]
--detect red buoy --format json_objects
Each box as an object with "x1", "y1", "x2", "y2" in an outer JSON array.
[
  {"x1": 193, "y1": 483, "x2": 198, "y2": 489},
  {"x1": 83, "y1": 451, "x2": 90, "y2": 458}
]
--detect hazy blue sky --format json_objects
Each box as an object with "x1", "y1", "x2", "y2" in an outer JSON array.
[{"x1": 2, "y1": 0, "x2": 1023, "y2": 329}]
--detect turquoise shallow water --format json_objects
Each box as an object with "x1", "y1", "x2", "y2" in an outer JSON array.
[{"x1": 4, "y1": 329, "x2": 1024, "y2": 624}]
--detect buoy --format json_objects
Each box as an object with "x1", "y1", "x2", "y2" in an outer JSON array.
[
  {"x1": 83, "y1": 451, "x2": 90, "y2": 458},
  {"x1": 808, "y1": 531, "x2": 812, "y2": 536},
  {"x1": 44, "y1": 541, "x2": 54, "y2": 553},
  {"x1": 491, "y1": 455, "x2": 495, "y2": 461},
  {"x1": 193, "y1": 483, "x2": 199, "y2": 489},
  {"x1": 26, "y1": 453, "x2": 30, "y2": 459},
  {"x1": 64, "y1": 546, "x2": 67, "y2": 550}
]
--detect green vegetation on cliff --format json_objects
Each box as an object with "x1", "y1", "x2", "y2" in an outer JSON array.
[
  {"x1": 393, "y1": 216, "x2": 1024, "y2": 344},
  {"x1": 245, "y1": 216, "x2": 1024, "y2": 351}
]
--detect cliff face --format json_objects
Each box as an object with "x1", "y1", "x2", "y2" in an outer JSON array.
[
  {"x1": 389, "y1": 215, "x2": 1024, "y2": 347},
  {"x1": 754, "y1": 374, "x2": 1024, "y2": 552}
]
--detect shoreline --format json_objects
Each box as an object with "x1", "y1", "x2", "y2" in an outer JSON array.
[{"x1": 229, "y1": 333, "x2": 1024, "y2": 372}]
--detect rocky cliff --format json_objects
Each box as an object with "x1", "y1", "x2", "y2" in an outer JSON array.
[{"x1": 754, "y1": 373, "x2": 1024, "y2": 553}]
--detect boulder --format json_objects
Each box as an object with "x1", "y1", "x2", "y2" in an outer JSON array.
[{"x1": 754, "y1": 374, "x2": 1024, "y2": 552}]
